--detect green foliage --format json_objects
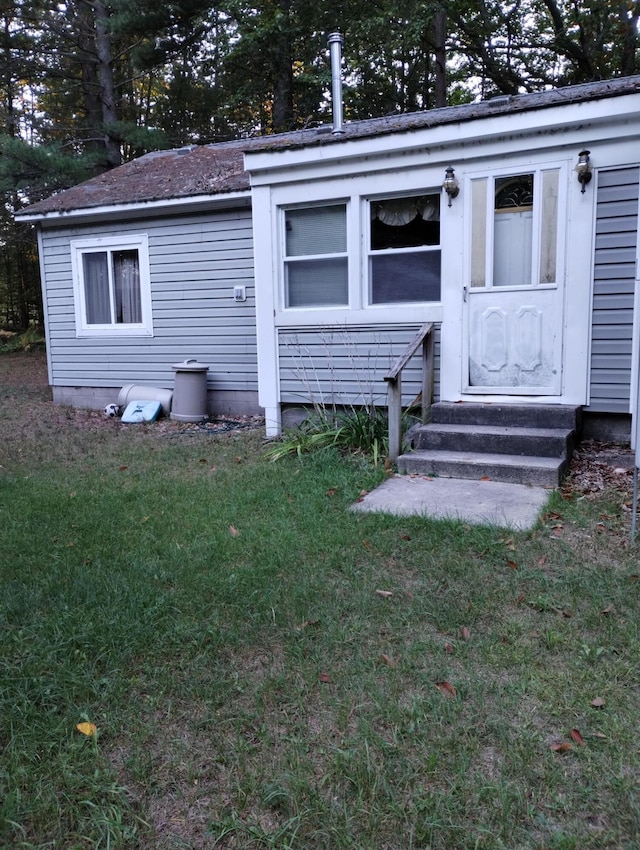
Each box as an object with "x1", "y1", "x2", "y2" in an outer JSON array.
[
  {"x1": 0, "y1": 327, "x2": 45, "y2": 352},
  {"x1": 264, "y1": 403, "x2": 414, "y2": 464},
  {"x1": 0, "y1": 135, "x2": 96, "y2": 202}
]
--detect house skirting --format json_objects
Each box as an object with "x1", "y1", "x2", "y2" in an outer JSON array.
[{"x1": 52, "y1": 386, "x2": 262, "y2": 418}]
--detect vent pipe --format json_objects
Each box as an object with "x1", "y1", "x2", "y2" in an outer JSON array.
[{"x1": 328, "y1": 32, "x2": 345, "y2": 135}]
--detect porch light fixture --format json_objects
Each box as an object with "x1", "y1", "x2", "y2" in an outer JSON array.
[
  {"x1": 442, "y1": 166, "x2": 459, "y2": 206},
  {"x1": 575, "y1": 149, "x2": 592, "y2": 193}
]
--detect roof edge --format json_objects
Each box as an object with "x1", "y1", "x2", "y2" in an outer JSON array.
[{"x1": 16, "y1": 188, "x2": 252, "y2": 224}]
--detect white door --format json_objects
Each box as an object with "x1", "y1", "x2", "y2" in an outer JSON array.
[{"x1": 464, "y1": 168, "x2": 565, "y2": 395}]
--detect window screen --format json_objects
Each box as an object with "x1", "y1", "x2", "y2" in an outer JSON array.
[
  {"x1": 83, "y1": 249, "x2": 142, "y2": 325},
  {"x1": 284, "y1": 204, "x2": 348, "y2": 308},
  {"x1": 369, "y1": 194, "x2": 441, "y2": 304}
]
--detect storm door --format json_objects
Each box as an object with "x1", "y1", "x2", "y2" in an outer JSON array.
[{"x1": 464, "y1": 168, "x2": 565, "y2": 395}]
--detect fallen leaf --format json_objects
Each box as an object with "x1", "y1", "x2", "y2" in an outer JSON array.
[
  {"x1": 444, "y1": 642, "x2": 454, "y2": 654},
  {"x1": 229, "y1": 525, "x2": 239, "y2": 536},
  {"x1": 479, "y1": 475, "x2": 491, "y2": 481},
  {"x1": 400, "y1": 534, "x2": 411, "y2": 541},
  {"x1": 362, "y1": 540, "x2": 372, "y2": 550},
  {"x1": 235, "y1": 456, "x2": 242, "y2": 464},
  {"x1": 199, "y1": 458, "x2": 207, "y2": 464},
  {"x1": 325, "y1": 488, "x2": 337, "y2": 497},
  {"x1": 550, "y1": 742, "x2": 573, "y2": 754},
  {"x1": 76, "y1": 722, "x2": 97, "y2": 737},
  {"x1": 384, "y1": 458, "x2": 392, "y2": 471},
  {"x1": 381, "y1": 653, "x2": 397, "y2": 668},
  {"x1": 561, "y1": 609, "x2": 573, "y2": 618},
  {"x1": 569, "y1": 728, "x2": 585, "y2": 747},
  {"x1": 515, "y1": 594, "x2": 526, "y2": 604},
  {"x1": 538, "y1": 555, "x2": 548, "y2": 567},
  {"x1": 506, "y1": 559, "x2": 519, "y2": 570},
  {"x1": 600, "y1": 604, "x2": 615, "y2": 615},
  {"x1": 591, "y1": 731, "x2": 607, "y2": 739},
  {"x1": 376, "y1": 589, "x2": 393, "y2": 598},
  {"x1": 359, "y1": 489, "x2": 369, "y2": 497},
  {"x1": 460, "y1": 626, "x2": 470, "y2": 641},
  {"x1": 295, "y1": 618, "x2": 320, "y2": 631},
  {"x1": 119, "y1": 465, "x2": 128, "y2": 471},
  {"x1": 319, "y1": 671, "x2": 332, "y2": 684},
  {"x1": 590, "y1": 696, "x2": 605, "y2": 709},
  {"x1": 435, "y1": 681, "x2": 457, "y2": 698}
]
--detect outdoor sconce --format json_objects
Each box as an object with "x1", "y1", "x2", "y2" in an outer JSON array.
[
  {"x1": 576, "y1": 149, "x2": 592, "y2": 193},
  {"x1": 442, "y1": 166, "x2": 459, "y2": 206}
]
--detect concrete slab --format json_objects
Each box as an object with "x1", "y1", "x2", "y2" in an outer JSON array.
[{"x1": 350, "y1": 474, "x2": 552, "y2": 530}]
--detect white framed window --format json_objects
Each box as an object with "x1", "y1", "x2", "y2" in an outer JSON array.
[
  {"x1": 283, "y1": 204, "x2": 348, "y2": 308},
  {"x1": 368, "y1": 193, "x2": 441, "y2": 304},
  {"x1": 470, "y1": 166, "x2": 561, "y2": 290},
  {"x1": 71, "y1": 234, "x2": 153, "y2": 337}
]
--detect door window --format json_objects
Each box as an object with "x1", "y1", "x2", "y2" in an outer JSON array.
[{"x1": 470, "y1": 168, "x2": 561, "y2": 289}]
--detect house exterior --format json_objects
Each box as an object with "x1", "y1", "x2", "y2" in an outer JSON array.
[{"x1": 17, "y1": 76, "x2": 640, "y2": 442}]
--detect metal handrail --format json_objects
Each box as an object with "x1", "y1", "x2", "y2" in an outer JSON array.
[{"x1": 384, "y1": 321, "x2": 435, "y2": 463}]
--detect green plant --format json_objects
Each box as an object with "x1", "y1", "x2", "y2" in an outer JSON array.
[
  {"x1": 272, "y1": 329, "x2": 421, "y2": 463},
  {"x1": 0, "y1": 326, "x2": 46, "y2": 352}
]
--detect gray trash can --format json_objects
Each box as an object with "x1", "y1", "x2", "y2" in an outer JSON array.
[{"x1": 170, "y1": 359, "x2": 209, "y2": 422}]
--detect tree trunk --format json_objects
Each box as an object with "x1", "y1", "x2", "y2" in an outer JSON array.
[
  {"x1": 433, "y1": 8, "x2": 447, "y2": 107},
  {"x1": 271, "y1": 0, "x2": 294, "y2": 132},
  {"x1": 93, "y1": 0, "x2": 121, "y2": 168}
]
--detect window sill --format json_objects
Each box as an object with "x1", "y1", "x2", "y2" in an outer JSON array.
[
  {"x1": 275, "y1": 304, "x2": 443, "y2": 328},
  {"x1": 75, "y1": 327, "x2": 154, "y2": 339}
]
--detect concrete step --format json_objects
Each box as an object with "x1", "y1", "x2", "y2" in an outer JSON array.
[
  {"x1": 412, "y1": 423, "x2": 575, "y2": 458},
  {"x1": 431, "y1": 402, "x2": 582, "y2": 431},
  {"x1": 397, "y1": 449, "x2": 566, "y2": 487}
]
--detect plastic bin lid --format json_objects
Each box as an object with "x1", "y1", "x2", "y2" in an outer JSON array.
[{"x1": 171, "y1": 358, "x2": 209, "y2": 372}]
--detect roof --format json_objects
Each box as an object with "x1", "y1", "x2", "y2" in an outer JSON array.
[{"x1": 18, "y1": 75, "x2": 640, "y2": 219}]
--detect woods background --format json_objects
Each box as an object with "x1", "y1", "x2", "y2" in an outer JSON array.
[{"x1": 0, "y1": 0, "x2": 638, "y2": 331}]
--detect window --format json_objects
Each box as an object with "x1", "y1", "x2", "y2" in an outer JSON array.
[
  {"x1": 369, "y1": 194, "x2": 441, "y2": 304},
  {"x1": 470, "y1": 168, "x2": 560, "y2": 289},
  {"x1": 71, "y1": 235, "x2": 153, "y2": 336},
  {"x1": 284, "y1": 205, "x2": 348, "y2": 308}
]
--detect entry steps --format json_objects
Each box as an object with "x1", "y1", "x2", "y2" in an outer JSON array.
[{"x1": 397, "y1": 403, "x2": 581, "y2": 487}]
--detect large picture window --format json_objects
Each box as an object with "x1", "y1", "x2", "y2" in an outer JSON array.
[
  {"x1": 284, "y1": 204, "x2": 348, "y2": 308},
  {"x1": 71, "y1": 235, "x2": 152, "y2": 336},
  {"x1": 369, "y1": 194, "x2": 441, "y2": 304}
]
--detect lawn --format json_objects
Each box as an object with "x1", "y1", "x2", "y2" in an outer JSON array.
[{"x1": 1, "y1": 352, "x2": 639, "y2": 849}]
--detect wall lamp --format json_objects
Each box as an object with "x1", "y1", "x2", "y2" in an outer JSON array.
[
  {"x1": 442, "y1": 166, "x2": 459, "y2": 206},
  {"x1": 576, "y1": 149, "x2": 592, "y2": 193}
]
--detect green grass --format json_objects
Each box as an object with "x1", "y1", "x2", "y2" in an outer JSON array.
[{"x1": 1, "y1": 380, "x2": 639, "y2": 848}]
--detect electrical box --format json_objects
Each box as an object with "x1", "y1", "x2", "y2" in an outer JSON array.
[{"x1": 234, "y1": 285, "x2": 246, "y2": 302}]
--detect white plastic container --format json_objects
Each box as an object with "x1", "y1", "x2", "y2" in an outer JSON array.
[{"x1": 118, "y1": 384, "x2": 173, "y2": 416}]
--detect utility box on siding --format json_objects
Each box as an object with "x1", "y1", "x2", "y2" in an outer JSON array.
[{"x1": 170, "y1": 359, "x2": 209, "y2": 422}]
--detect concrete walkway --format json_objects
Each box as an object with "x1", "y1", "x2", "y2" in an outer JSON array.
[{"x1": 351, "y1": 473, "x2": 552, "y2": 530}]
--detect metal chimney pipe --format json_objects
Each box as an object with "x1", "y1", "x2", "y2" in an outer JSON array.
[{"x1": 328, "y1": 32, "x2": 345, "y2": 135}]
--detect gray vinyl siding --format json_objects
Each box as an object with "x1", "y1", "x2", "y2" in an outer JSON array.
[
  {"x1": 587, "y1": 167, "x2": 639, "y2": 413},
  {"x1": 278, "y1": 324, "x2": 441, "y2": 408},
  {"x1": 39, "y1": 207, "x2": 257, "y2": 391}
]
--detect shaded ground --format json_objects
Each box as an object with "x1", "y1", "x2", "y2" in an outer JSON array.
[
  {"x1": 0, "y1": 350, "x2": 263, "y2": 443},
  {"x1": 0, "y1": 351, "x2": 635, "y2": 494}
]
